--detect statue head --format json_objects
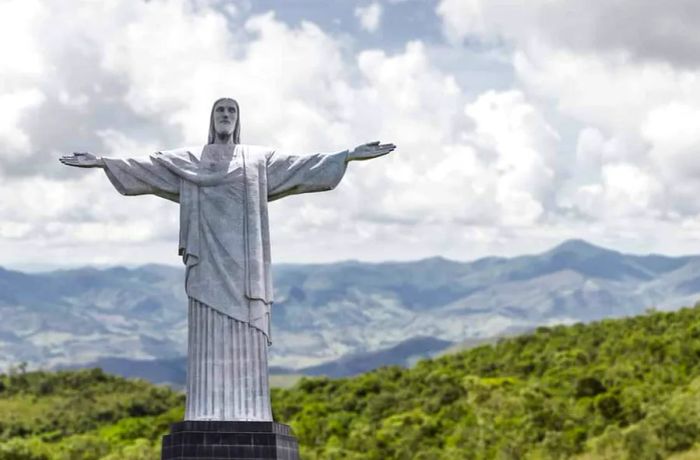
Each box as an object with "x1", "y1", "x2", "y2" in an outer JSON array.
[{"x1": 208, "y1": 97, "x2": 240, "y2": 144}]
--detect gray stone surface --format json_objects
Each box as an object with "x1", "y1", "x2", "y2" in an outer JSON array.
[
  {"x1": 59, "y1": 97, "x2": 395, "y2": 421},
  {"x1": 186, "y1": 299, "x2": 272, "y2": 421}
]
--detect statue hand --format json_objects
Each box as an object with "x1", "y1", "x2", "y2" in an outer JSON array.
[
  {"x1": 347, "y1": 141, "x2": 396, "y2": 162},
  {"x1": 59, "y1": 152, "x2": 105, "y2": 168}
]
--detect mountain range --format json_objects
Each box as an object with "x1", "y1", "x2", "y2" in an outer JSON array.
[{"x1": 3, "y1": 239, "x2": 700, "y2": 382}]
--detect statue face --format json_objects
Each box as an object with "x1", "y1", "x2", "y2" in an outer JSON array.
[{"x1": 213, "y1": 99, "x2": 238, "y2": 136}]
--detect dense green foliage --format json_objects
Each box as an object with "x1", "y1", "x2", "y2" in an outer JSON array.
[
  {"x1": 272, "y1": 306, "x2": 700, "y2": 459},
  {"x1": 0, "y1": 367, "x2": 183, "y2": 459},
  {"x1": 3, "y1": 306, "x2": 700, "y2": 458}
]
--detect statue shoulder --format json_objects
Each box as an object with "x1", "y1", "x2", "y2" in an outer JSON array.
[
  {"x1": 155, "y1": 146, "x2": 202, "y2": 163},
  {"x1": 236, "y1": 144, "x2": 275, "y2": 163}
]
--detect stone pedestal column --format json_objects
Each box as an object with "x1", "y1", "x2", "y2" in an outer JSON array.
[{"x1": 161, "y1": 421, "x2": 300, "y2": 460}]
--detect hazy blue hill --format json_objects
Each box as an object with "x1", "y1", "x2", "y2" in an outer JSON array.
[
  {"x1": 628, "y1": 252, "x2": 693, "y2": 274},
  {"x1": 73, "y1": 336, "x2": 454, "y2": 384},
  {"x1": 497, "y1": 239, "x2": 689, "y2": 282},
  {"x1": 0, "y1": 265, "x2": 181, "y2": 309},
  {"x1": 298, "y1": 336, "x2": 453, "y2": 377},
  {"x1": 4, "y1": 239, "x2": 700, "y2": 378},
  {"x1": 275, "y1": 256, "x2": 471, "y2": 310},
  {"x1": 0, "y1": 267, "x2": 58, "y2": 306},
  {"x1": 63, "y1": 356, "x2": 188, "y2": 387}
]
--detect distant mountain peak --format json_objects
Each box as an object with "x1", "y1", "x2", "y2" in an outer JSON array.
[
  {"x1": 416, "y1": 255, "x2": 460, "y2": 265},
  {"x1": 548, "y1": 239, "x2": 616, "y2": 256}
]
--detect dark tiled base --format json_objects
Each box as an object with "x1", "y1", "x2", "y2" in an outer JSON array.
[{"x1": 161, "y1": 421, "x2": 300, "y2": 460}]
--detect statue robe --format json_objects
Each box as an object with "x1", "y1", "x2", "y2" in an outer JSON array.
[
  {"x1": 102, "y1": 144, "x2": 349, "y2": 339},
  {"x1": 103, "y1": 144, "x2": 348, "y2": 421}
]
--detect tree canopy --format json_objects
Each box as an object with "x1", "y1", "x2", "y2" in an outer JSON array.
[{"x1": 3, "y1": 305, "x2": 700, "y2": 459}]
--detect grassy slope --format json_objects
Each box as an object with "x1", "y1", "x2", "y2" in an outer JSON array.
[
  {"x1": 0, "y1": 368, "x2": 183, "y2": 459},
  {"x1": 272, "y1": 306, "x2": 700, "y2": 459},
  {"x1": 2, "y1": 306, "x2": 700, "y2": 459}
]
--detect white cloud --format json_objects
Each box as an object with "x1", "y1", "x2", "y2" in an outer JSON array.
[
  {"x1": 0, "y1": 90, "x2": 44, "y2": 155},
  {"x1": 436, "y1": 0, "x2": 492, "y2": 45},
  {"x1": 510, "y1": 34, "x2": 700, "y2": 224},
  {"x1": 0, "y1": 0, "x2": 46, "y2": 162},
  {"x1": 642, "y1": 103, "x2": 700, "y2": 180},
  {"x1": 435, "y1": 0, "x2": 700, "y2": 238},
  {"x1": 563, "y1": 163, "x2": 664, "y2": 220},
  {"x1": 3, "y1": 0, "x2": 700, "y2": 269},
  {"x1": 355, "y1": 3, "x2": 383, "y2": 33},
  {"x1": 0, "y1": 0, "x2": 506, "y2": 266},
  {"x1": 464, "y1": 90, "x2": 560, "y2": 225},
  {"x1": 0, "y1": 0, "x2": 45, "y2": 78},
  {"x1": 436, "y1": 0, "x2": 700, "y2": 67}
]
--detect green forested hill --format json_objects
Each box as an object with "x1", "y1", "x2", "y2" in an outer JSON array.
[
  {"x1": 0, "y1": 367, "x2": 183, "y2": 459},
  {"x1": 3, "y1": 306, "x2": 700, "y2": 459},
  {"x1": 275, "y1": 306, "x2": 700, "y2": 459}
]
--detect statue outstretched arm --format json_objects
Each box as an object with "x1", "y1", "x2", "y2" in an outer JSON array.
[
  {"x1": 266, "y1": 149, "x2": 347, "y2": 201},
  {"x1": 59, "y1": 152, "x2": 105, "y2": 168},
  {"x1": 346, "y1": 141, "x2": 396, "y2": 162},
  {"x1": 59, "y1": 152, "x2": 180, "y2": 203},
  {"x1": 266, "y1": 140, "x2": 395, "y2": 201}
]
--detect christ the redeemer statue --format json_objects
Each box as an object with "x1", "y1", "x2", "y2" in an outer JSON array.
[{"x1": 60, "y1": 98, "x2": 395, "y2": 422}]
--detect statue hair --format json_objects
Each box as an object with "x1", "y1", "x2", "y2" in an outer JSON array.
[{"x1": 208, "y1": 97, "x2": 241, "y2": 144}]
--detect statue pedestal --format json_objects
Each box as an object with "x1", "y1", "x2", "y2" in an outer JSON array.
[{"x1": 161, "y1": 421, "x2": 300, "y2": 460}]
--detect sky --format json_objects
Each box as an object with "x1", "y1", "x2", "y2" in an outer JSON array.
[{"x1": 2, "y1": 0, "x2": 700, "y2": 270}]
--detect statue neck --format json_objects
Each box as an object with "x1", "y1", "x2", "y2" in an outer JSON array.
[{"x1": 213, "y1": 132, "x2": 235, "y2": 144}]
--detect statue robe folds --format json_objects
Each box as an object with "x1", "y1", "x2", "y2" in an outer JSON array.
[
  {"x1": 102, "y1": 144, "x2": 349, "y2": 340},
  {"x1": 103, "y1": 145, "x2": 348, "y2": 420}
]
